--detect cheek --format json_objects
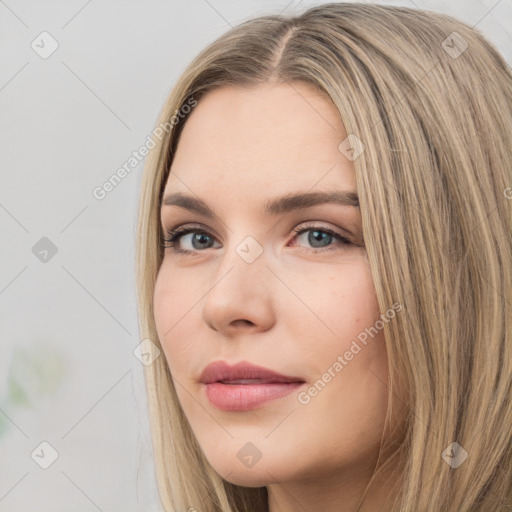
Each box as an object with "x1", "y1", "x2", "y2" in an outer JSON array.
[
  {"x1": 330, "y1": 265, "x2": 380, "y2": 333},
  {"x1": 289, "y1": 259, "x2": 390, "y2": 422},
  {"x1": 289, "y1": 259, "x2": 382, "y2": 362},
  {"x1": 153, "y1": 263, "x2": 200, "y2": 374}
]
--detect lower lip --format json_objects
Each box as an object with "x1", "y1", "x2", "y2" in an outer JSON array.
[{"x1": 204, "y1": 382, "x2": 304, "y2": 411}]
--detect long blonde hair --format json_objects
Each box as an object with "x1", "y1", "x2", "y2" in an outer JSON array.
[{"x1": 135, "y1": 3, "x2": 512, "y2": 510}]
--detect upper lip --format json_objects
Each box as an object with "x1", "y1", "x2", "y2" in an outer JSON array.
[{"x1": 199, "y1": 361, "x2": 305, "y2": 385}]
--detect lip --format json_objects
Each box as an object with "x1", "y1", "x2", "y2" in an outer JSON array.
[{"x1": 199, "y1": 361, "x2": 305, "y2": 411}]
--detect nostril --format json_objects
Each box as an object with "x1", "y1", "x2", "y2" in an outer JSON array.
[{"x1": 231, "y1": 319, "x2": 255, "y2": 327}]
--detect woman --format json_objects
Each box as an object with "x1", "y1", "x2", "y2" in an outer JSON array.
[{"x1": 135, "y1": 3, "x2": 512, "y2": 511}]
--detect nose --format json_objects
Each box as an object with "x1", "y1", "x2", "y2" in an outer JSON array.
[{"x1": 201, "y1": 241, "x2": 276, "y2": 336}]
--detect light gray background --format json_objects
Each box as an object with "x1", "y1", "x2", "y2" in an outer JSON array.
[{"x1": 1, "y1": 1, "x2": 510, "y2": 510}]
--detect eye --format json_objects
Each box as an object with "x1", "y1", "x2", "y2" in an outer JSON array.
[
  {"x1": 161, "y1": 221, "x2": 354, "y2": 256},
  {"x1": 289, "y1": 222, "x2": 352, "y2": 253},
  {"x1": 161, "y1": 223, "x2": 221, "y2": 255}
]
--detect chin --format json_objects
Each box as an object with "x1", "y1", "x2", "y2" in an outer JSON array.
[
  {"x1": 207, "y1": 449, "x2": 307, "y2": 488},
  {"x1": 219, "y1": 467, "x2": 272, "y2": 488}
]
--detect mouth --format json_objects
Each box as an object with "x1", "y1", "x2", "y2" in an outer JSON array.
[
  {"x1": 215, "y1": 378, "x2": 303, "y2": 385},
  {"x1": 199, "y1": 361, "x2": 306, "y2": 411}
]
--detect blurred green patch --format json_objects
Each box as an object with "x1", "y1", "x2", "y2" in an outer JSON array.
[{"x1": 0, "y1": 342, "x2": 68, "y2": 438}]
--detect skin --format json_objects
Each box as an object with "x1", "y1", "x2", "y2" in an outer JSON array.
[{"x1": 153, "y1": 81, "x2": 401, "y2": 512}]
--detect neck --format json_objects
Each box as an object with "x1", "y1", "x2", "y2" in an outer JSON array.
[{"x1": 266, "y1": 454, "x2": 401, "y2": 512}]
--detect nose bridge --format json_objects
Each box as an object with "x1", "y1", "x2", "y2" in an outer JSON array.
[
  {"x1": 210, "y1": 233, "x2": 269, "y2": 298},
  {"x1": 201, "y1": 232, "x2": 274, "y2": 333}
]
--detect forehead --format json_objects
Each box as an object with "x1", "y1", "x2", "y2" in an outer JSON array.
[{"x1": 164, "y1": 82, "x2": 356, "y2": 200}]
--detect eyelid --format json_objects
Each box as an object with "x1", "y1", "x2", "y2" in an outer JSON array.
[
  {"x1": 290, "y1": 221, "x2": 352, "y2": 242},
  {"x1": 161, "y1": 222, "x2": 218, "y2": 241}
]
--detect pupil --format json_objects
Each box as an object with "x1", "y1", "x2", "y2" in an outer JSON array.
[
  {"x1": 193, "y1": 233, "x2": 212, "y2": 249},
  {"x1": 309, "y1": 230, "x2": 331, "y2": 247}
]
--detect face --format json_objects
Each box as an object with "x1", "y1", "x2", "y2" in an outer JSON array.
[{"x1": 153, "y1": 82, "x2": 392, "y2": 487}]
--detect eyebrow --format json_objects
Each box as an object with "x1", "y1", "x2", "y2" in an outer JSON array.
[{"x1": 161, "y1": 190, "x2": 359, "y2": 218}]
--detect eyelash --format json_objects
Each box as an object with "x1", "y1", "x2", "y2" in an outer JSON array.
[{"x1": 161, "y1": 222, "x2": 352, "y2": 256}]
